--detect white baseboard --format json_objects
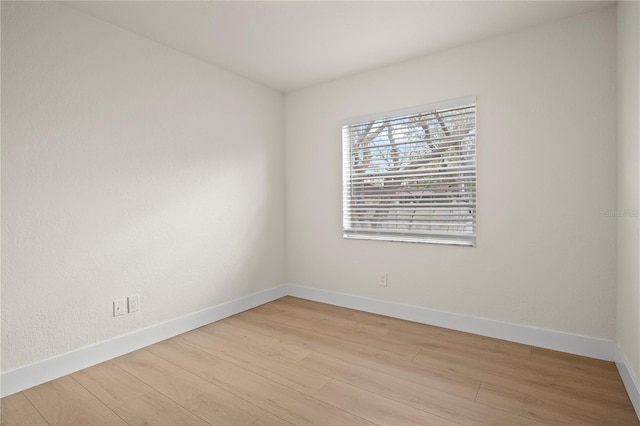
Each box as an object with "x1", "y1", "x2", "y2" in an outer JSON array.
[
  {"x1": 0, "y1": 285, "x2": 287, "y2": 398},
  {"x1": 285, "y1": 284, "x2": 615, "y2": 361},
  {"x1": 616, "y1": 343, "x2": 640, "y2": 419}
]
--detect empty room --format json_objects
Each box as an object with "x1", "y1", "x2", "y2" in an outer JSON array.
[{"x1": 1, "y1": 0, "x2": 639, "y2": 424}]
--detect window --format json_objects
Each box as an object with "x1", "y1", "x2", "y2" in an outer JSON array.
[{"x1": 342, "y1": 97, "x2": 477, "y2": 246}]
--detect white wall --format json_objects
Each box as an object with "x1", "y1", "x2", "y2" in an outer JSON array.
[
  {"x1": 0, "y1": 0, "x2": 626, "y2": 381},
  {"x1": 285, "y1": 7, "x2": 617, "y2": 340},
  {"x1": 1, "y1": 2, "x2": 284, "y2": 372},
  {"x1": 617, "y1": 0, "x2": 640, "y2": 394}
]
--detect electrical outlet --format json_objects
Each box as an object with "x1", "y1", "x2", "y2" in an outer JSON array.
[
  {"x1": 113, "y1": 299, "x2": 125, "y2": 317},
  {"x1": 379, "y1": 272, "x2": 388, "y2": 287},
  {"x1": 128, "y1": 295, "x2": 140, "y2": 313}
]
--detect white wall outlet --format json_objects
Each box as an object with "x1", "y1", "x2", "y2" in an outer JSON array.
[
  {"x1": 127, "y1": 294, "x2": 140, "y2": 313},
  {"x1": 379, "y1": 272, "x2": 388, "y2": 287},
  {"x1": 113, "y1": 299, "x2": 125, "y2": 317}
]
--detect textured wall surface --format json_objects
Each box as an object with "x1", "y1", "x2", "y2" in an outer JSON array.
[
  {"x1": 617, "y1": 0, "x2": 640, "y2": 386},
  {"x1": 285, "y1": 7, "x2": 617, "y2": 339},
  {"x1": 1, "y1": 2, "x2": 284, "y2": 372}
]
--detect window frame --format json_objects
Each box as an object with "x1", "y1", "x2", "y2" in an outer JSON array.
[{"x1": 342, "y1": 96, "x2": 477, "y2": 247}]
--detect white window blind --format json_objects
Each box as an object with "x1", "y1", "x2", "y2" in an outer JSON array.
[{"x1": 342, "y1": 97, "x2": 477, "y2": 246}]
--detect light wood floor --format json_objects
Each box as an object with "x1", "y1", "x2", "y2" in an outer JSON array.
[{"x1": 2, "y1": 296, "x2": 638, "y2": 426}]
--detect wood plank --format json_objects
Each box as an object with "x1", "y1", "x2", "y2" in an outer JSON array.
[
  {"x1": 199, "y1": 320, "x2": 312, "y2": 362},
  {"x1": 412, "y1": 347, "x2": 631, "y2": 409},
  {"x1": 254, "y1": 298, "x2": 389, "y2": 338},
  {"x1": 272, "y1": 296, "x2": 358, "y2": 319},
  {"x1": 22, "y1": 376, "x2": 126, "y2": 426},
  {"x1": 350, "y1": 309, "x2": 455, "y2": 335},
  {"x1": 265, "y1": 311, "x2": 419, "y2": 359},
  {"x1": 146, "y1": 337, "x2": 374, "y2": 425},
  {"x1": 111, "y1": 348, "x2": 265, "y2": 425},
  {"x1": 232, "y1": 309, "x2": 409, "y2": 362},
  {"x1": 226, "y1": 311, "x2": 481, "y2": 400},
  {"x1": 286, "y1": 297, "x2": 531, "y2": 359},
  {"x1": 315, "y1": 380, "x2": 462, "y2": 425},
  {"x1": 476, "y1": 382, "x2": 640, "y2": 426},
  {"x1": 71, "y1": 361, "x2": 209, "y2": 426},
  {"x1": 351, "y1": 310, "x2": 533, "y2": 360},
  {"x1": 251, "y1": 413, "x2": 293, "y2": 426},
  {"x1": 383, "y1": 327, "x2": 532, "y2": 361},
  {"x1": 530, "y1": 347, "x2": 619, "y2": 378},
  {"x1": 0, "y1": 392, "x2": 48, "y2": 426},
  {"x1": 299, "y1": 350, "x2": 544, "y2": 426},
  {"x1": 180, "y1": 328, "x2": 331, "y2": 395}
]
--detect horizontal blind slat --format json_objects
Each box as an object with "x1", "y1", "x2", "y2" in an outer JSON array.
[{"x1": 348, "y1": 131, "x2": 476, "y2": 152}]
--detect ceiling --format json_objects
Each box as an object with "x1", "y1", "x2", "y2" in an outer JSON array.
[{"x1": 64, "y1": 1, "x2": 613, "y2": 93}]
